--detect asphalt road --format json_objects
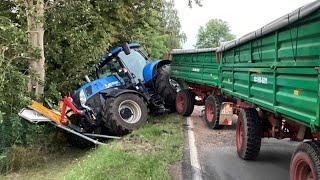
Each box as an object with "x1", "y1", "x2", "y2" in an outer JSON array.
[{"x1": 186, "y1": 106, "x2": 300, "y2": 180}]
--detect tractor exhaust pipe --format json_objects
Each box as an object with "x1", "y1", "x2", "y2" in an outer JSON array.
[{"x1": 85, "y1": 75, "x2": 91, "y2": 82}]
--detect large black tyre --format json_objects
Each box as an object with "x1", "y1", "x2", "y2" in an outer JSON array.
[
  {"x1": 154, "y1": 65, "x2": 177, "y2": 112},
  {"x1": 102, "y1": 93, "x2": 148, "y2": 135},
  {"x1": 236, "y1": 108, "x2": 261, "y2": 160},
  {"x1": 175, "y1": 89, "x2": 194, "y2": 116},
  {"x1": 290, "y1": 141, "x2": 320, "y2": 180},
  {"x1": 204, "y1": 95, "x2": 223, "y2": 129}
]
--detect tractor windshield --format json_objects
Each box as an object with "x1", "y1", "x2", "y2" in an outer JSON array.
[
  {"x1": 118, "y1": 49, "x2": 148, "y2": 82},
  {"x1": 98, "y1": 58, "x2": 122, "y2": 78}
]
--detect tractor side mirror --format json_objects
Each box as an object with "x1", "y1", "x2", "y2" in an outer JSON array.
[{"x1": 122, "y1": 43, "x2": 131, "y2": 55}]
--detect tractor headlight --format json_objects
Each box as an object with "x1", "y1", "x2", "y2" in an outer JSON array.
[{"x1": 79, "y1": 89, "x2": 87, "y2": 105}]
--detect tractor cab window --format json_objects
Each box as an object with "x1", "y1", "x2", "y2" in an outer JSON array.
[
  {"x1": 118, "y1": 49, "x2": 148, "y2": 82},
  {"x1": 98, "y1": 58, "x2": 123, "y2": 78}
]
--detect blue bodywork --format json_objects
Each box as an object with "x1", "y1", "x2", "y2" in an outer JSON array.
[
  {"x1": 75, "y1": 75, "x2": 122, "y2": 101},
  {"x1": 143, "y1": 60, "x2": 160, "y2": 83}
]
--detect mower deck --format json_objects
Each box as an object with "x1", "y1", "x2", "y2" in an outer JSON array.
[{"x1": 19, "y1": 101, "x2": 120, "y2": 145}]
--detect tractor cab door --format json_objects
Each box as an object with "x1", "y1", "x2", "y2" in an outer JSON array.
[{"x1": 117, "y1": 49, "x2": 148, "y2": 83}]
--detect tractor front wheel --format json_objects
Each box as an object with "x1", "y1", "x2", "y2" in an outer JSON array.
[
  {"x1": 290, "y1": 141, "x2": 320, "y2": 180},
  {"x1": 154, "y1": 65, "x2": 178, "y2": 112},
  {"x1": 102, "y1": 93, "x2": 148, "y2": 135}
]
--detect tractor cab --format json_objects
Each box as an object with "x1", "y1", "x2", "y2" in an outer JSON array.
[{"x1": 96, "y1": 43, "x2": 150, "y2": 86}]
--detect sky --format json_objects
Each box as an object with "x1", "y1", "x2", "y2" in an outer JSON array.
[{"x1": 175, "y1": 0, "x2": 315, "y2": 49}]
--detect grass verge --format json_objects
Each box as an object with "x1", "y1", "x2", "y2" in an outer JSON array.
[
  {"x1": 63, "y1": 114, "x2": 184, "y2": 180},
  {"x1": 3, "y1": 113, "x2": 184, "y2": 180}
]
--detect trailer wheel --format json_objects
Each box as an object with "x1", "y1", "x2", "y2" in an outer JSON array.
[
  {"x1": 102, "y1": 93, "x2": 148, "y2": 135},
  {"x1": 236, "y1": 108, "x2": 261, "y2": 160},
  {"x1": 204, "y1": 95, "x2": 223, "y2": 129},
  {"x1": 290, "y1": 141, "x2": 320, "y2": 180},
  {"x1": 175, "y1": 89, "x2": 194, "y2": 116},
  {"x1": 154, "y1": 65, "x2": 178, "y2": 112}
]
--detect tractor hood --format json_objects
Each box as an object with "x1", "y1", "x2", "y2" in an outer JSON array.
[{"x1": 72, "y1": 75, "x2": 122, "y2": 106}]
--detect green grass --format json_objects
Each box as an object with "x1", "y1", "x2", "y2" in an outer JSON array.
[
  {"x1": 2, "y1": 114, "x2": 184, "y2": 180},
  {"x1": 63, "y1": 114, "x2": 184, "y2": 180}
]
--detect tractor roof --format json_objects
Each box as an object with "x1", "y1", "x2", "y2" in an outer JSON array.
[{"x1": 96, "y1": 43, "x2": 140, "y2": 69}]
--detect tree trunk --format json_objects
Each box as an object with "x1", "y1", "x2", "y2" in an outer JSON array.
[{"x1": 26, "y1": 0, "x2": 45, "y2": 96}]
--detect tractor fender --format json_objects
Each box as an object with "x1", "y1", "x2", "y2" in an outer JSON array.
[
  {"x1": 143, "y1": 60, "x2": 171, "y2": 84},
  {"x1": 156, "y1": 60, "x2": 171, "y2": 69},
  {"x1": 100, "y1": 88, "x2": 149, "y2": 103}
]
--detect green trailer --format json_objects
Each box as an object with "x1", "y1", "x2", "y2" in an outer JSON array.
[
  {"x1": 170, "y1": 48, "x2": 228, "y2": 128},
  {"x1": 171, "y1": 1, "x2": 320, "y2": 179},
  {"x1": 171, "y1": 48, "x2": 219, "y2": 87}
]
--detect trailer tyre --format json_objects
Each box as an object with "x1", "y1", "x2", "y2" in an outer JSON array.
[
  {"x1": 154, "y1": 65, "x2": 177, "y2": 112},
  {"x1": 204, "y1": 95, "x2": 223, "y2": 129},
  {"x1": 102, "y1": 93, "x2": 148, "y2": 135},
  {"x1": 236, "y1": 108, "x2": 261, "y2": 160},
  {"x1": 175, "y1": 89, "x2": 194, "y2": 116},
  {"x1": 290, "y1": 141, "x2": 320, "y2": 180}
]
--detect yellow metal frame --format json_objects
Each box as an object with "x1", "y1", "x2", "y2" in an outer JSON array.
[{"x1": 29, "y1": 100, "x2": 61, "y2": 124}]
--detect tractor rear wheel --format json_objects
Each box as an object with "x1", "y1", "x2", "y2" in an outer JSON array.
[
  {"x1": 175, "y1": 89, "x2": 194, "y2": 116},
  {"x1": 204, "y1": 95, "x2": 223, "y2": 129},
  {"x1": 236, "y1": 108, "x2": 261, "y2": 160},
  {"x1": 102, "y1": 93, "x2": 148, "y2": 135},
  {"x1": 290, "y1": 141, "x2": 320, "y2": 180},
  {"x1": 154, "y1": 65, "x2": 178, "y2": 112}
]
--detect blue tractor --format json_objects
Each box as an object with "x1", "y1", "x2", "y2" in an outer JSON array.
[{"x1": 61, "y1": 43, "x2": 177, "y2": 145}]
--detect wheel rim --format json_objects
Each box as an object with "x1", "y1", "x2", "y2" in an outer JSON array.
[
  {"x1": 176, "y1": 93, "x2": 185, "y2": 114},
  {"x1": 291, "y1": 152, "x2": 316, "y2": 180},
  {"x1": 169, "y1": 79, "x2": 181, "y2": 92},
  {"x1": 206, "y1": 103, "x2": 214, "y2": 122},
  {"x1": 236, "y1": 117, "x2": 244, "y2": 151},
  {"x1": 118, "y1": 100, "x2": 142, "y2": 124}
]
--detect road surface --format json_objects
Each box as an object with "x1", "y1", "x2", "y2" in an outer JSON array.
[{"x1": 183, "y1": 106, "x2": 300, "y2": 180}]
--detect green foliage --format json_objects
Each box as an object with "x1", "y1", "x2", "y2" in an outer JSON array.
[
  {"x1": 0, "y1": 16, "x2": 39, "y2": 173},
  {"x1": 0, "y1": 16, "x2": 34, "y2": 147},
  {"x1": 44, "y1": 0, "x2": 109, "y2": 99},
  {"x1": 195, "y1": 18, "x2": 235, "y2": 48}
]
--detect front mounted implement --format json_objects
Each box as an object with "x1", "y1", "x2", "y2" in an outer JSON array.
[{"x1": 19, "y1": 99, "x2": 120, "y2": 146}]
